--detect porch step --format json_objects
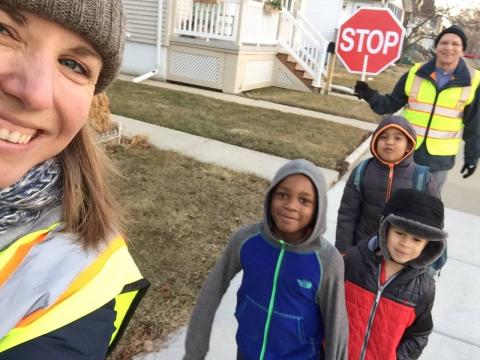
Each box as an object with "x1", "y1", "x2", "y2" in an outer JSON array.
[{"x1": 277, "y1": 53, "x2": 315, "y2": 91}]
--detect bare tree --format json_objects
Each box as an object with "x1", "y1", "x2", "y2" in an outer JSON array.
[
  {"x1": 449, "y1": 7, "x2": 480, "y2": 55},
  {"x1": 403, "y1": 1, "x2": 454, "y2": 55}
]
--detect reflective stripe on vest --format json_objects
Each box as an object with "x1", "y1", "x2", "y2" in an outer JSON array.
[
  {"x1": 402, "y1": 62, "x2": 480, "y2": 156},
  {"x1": 0, "y1": 223, "x2": 60, "y2": 287},
  {"x1": 0, "y1": 228, "x2": 148, "y2": 353}
]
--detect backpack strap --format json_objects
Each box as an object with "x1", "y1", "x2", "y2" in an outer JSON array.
[
  {"x1": 353, "y1": 158, "x2": 371, "y2": 195},
  {"x1": 413, "y1": 164, "x2": 429, "y2": 191}
]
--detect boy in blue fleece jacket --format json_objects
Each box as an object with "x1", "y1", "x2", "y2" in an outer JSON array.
[{"x1": 184, "y1": 159, "x2": 348, "y2": 360}]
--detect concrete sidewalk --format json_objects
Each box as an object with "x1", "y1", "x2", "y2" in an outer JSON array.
[
  {"x1": 136, "y1": 180, "x2": 480, "y2": 360},
  {"x1": 116, "y1": 112, "x2": 480, "y2": 359},
  {"x1": 113, "y1": 114, "x2": 340, "y2": 187}
]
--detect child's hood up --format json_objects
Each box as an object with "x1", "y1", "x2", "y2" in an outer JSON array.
[
  {"x1": 263, "y1": 159, "x2": 327, "y2": 248},
  {"x1": 370, "y1": 115, "x2": 417, "y2": 164},
  {"x1": 378, "y1": 188, "x2": 448, "y2": 268}
]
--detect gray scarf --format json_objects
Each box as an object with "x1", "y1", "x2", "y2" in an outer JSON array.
[{"x1": 0, "y1": 159, "x2": 63, "y2": 233}]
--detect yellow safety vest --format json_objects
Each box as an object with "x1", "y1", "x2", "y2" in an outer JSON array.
[
  {"x1": 0, "y1": 223, "x2": 149, "y2": 354},
  {"x1": 402, "y1": 62, "x2": 480, "y2": 156}
]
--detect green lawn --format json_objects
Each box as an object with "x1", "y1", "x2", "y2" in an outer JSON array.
[{"x1": 107, "y1": 80, "x2": 369, "y2": 170}]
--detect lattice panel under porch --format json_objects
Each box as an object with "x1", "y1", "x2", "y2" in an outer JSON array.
[
  {"x1": 170, "y1": 50, "x2": 222, "y2": 84},
  {"x1": 276, "y1": 66, "x2": 295, "y2": 86}
]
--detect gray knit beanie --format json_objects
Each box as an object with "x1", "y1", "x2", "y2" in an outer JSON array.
[{"x1": 3, "y1": 0, "x2": 125, "y2": 93}]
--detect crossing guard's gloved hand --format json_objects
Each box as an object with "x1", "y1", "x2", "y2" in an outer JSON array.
[
  {"x1": 354, "y1": 81, "x2": 375, "y2": 100},
  {"x1": 461, "y1": 163, "x2": 476, "y2": 178}
]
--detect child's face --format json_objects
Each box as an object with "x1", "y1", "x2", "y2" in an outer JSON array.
[
  {"x1": 386, "y1": 226, "x2": 428, "y2": 264},
  {"x1": 376, "y1": 128, "x2": 411, "y2": 163},
  {"x1": 270, "y1": 174, "x2": 316, "y2": 243}
]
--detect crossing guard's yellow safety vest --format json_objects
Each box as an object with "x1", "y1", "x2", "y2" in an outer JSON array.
[
  {"x1": 0, "y1": 223, "x2": 149, "y2": 354},
  {"x1": 402, "y1": 62, "x2": 480, "y2": 156}
]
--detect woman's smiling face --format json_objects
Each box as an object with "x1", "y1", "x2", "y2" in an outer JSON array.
[{"x1": 0, "y1": 7, "x2": 102, "y2": 187}]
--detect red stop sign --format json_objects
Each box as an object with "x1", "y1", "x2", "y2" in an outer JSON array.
[{"x1": 336, "y1": 8, "x2": 405, "y2": 75}]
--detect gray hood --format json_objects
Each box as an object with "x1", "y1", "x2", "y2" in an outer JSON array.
[{"x1": 262, "y1": 159, "x2": 327, "y2": 251}]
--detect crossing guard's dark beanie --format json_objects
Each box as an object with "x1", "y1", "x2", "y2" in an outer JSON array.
[
  {"x1": 2, "y1": 0, "x2": 125, "y2": 93},
  {"x1": 378, "y1": 189, "x2": 448, "y2": 268},
  {"x1": 435, "y1": 25, "x2": 467, "y2": 51}
]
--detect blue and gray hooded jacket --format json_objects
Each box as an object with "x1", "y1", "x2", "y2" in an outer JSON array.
[{"x1": 184, "y1": 159, "x2": 348, "y2": 360}]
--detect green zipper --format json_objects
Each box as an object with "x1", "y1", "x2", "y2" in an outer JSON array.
[{"x1": 259, "y1": 240, "x2": 286, "y2": 360}]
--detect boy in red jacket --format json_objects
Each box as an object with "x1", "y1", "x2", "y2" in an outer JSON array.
[{"x1": 344, "y1": 189, "x2": 447, "y2": 360}]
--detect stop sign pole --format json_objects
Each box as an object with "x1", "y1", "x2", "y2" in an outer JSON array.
[{"x1": 336, "y1": 8, "x2": 405, "y2": 81}]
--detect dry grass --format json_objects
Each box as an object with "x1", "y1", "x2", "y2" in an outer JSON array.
[
  {"x1": 107, "y1": 80, "x2": 368, "y2": 170},
  {"x1": 103, "y1": 73, "x2": 378, "y2": 358},
  {"x1": 243, "y1": 87, "x2": 381, "y2": 123},
  {"x1": 332, "y1": 63, "x2": 409, "y2": 93},
  {"x1": 243, "y1": 64, "x2": 408, "y2": 123},
  {"x1": 106, "y1": 145, "x2": 268, "y2": 359}
]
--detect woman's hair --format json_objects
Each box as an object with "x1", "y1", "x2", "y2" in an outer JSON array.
[
  {"x1": 0, "y1": 3, "x2": 126, "y2": 248},
  {"x1": 60, "y1": 124, "x2": 125, "y2": 249}
]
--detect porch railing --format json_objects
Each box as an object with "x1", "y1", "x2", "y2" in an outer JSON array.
[
  {"x1": 174, "y1": 0, "x2": 241, "y2": 41},
  {"x1": 239, "y1": 1, "x2": 280, "y2": 45},
  {"x1": 173, "y1": 0, "x2": 329, "y2": 88},
  {"x1": 281, "y1": 0, "x2": 300, "y2": 13},
  {"x1": 277, "y1": 10, "x2": 329, "y2": 87},
  {"x1": 173, "y1": 0, "x2": 302, "y2": 43}
]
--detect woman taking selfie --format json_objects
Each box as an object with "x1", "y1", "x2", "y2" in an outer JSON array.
[{"x1": 0, "y1": 1, "x2": 149, "y2": 359}]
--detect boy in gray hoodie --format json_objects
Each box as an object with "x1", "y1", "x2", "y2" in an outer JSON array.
[{"x1": 184, "y1": 159, "x2": 348, "y2": 360}]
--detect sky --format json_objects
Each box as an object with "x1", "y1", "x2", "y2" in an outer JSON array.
[{"x1": 435, "y1": 0, "x2": 479, "y2": 13}]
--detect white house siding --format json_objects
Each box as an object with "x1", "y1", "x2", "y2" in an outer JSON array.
[
  {"x1": 243, "y1": 60, "x2": 275, "y2": 85},
  {"x1": 122, "y1": 0, "x2": 169, "y2": 79},
  {"x1": 304, "y1": 0, "x2": 343, "y2": 43},
  {"x1": 124, "y1": 0, "x2": 158, "y2": 44},
  {"x1": 122, "y1": 42, "x2": 168, "y2": 78}
]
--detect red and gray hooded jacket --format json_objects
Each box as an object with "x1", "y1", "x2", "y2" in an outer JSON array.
[{"x1": 344, "y1": 190, "x2": 447, "y2": 360}]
